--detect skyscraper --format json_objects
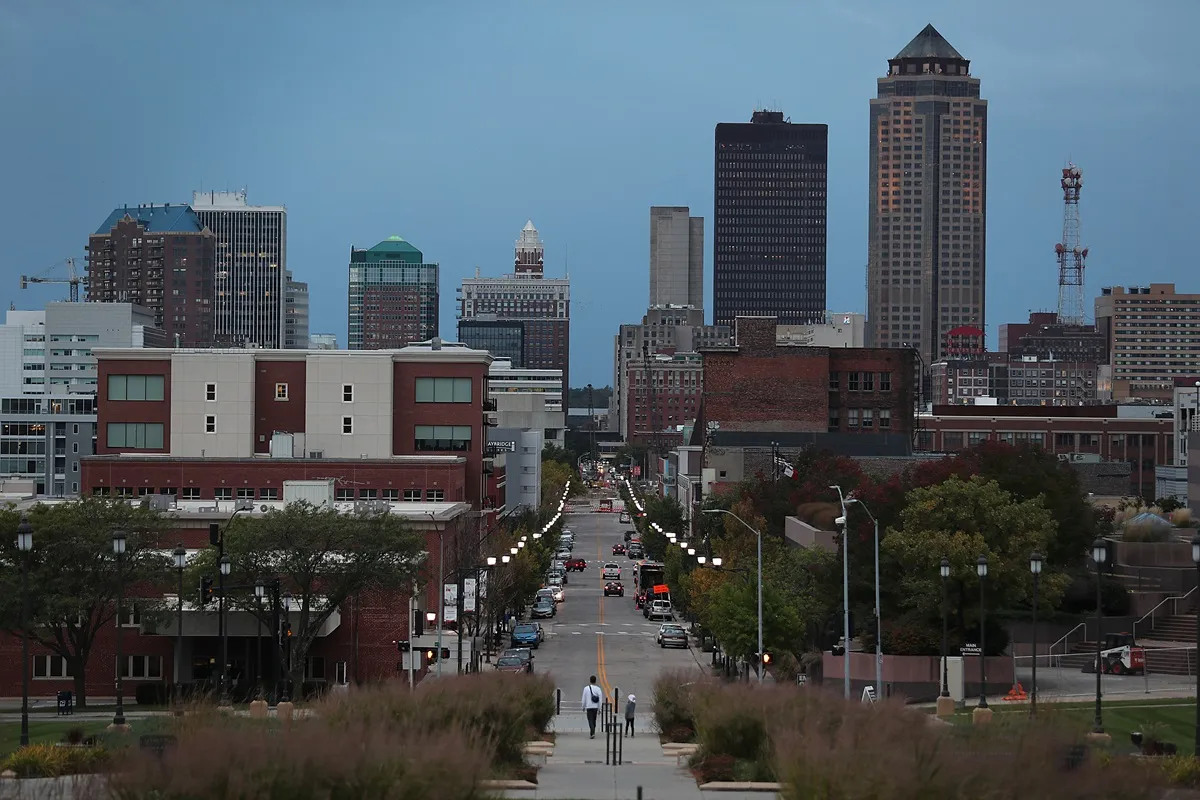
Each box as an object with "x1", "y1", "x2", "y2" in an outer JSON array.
[
  {"x1": 649, "y1": 207, "x2": 704, "y2": 309},
  {"x1": 514, "y1": 220, "x2": 544, "y2": 277},
  {"x1": 191, "y1": 190, "x2": 287, "y2": 348},
  {"x1": 284, "y1": 271, "x2": 309, "y2": 349},
  {"x1": 866, "y1": 24, "x2": 987, "y2": 366},
  {"x1": 713, "y1": 112, "x2": 828, "y2": 328},
  {"x1": 347, "y1": 236, "x2": 439, "y2": 350}
]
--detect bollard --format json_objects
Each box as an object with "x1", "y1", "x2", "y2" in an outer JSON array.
[
  {"x1": 637, "y1": 788, "x2": 643, "y2": 800},
  {"x1": 617, "y1": 720, "x2": 624, "y2": 765},
  {"x1": 605, "y1": 720, "x2": 612, "y2": 765},
  {"x1": 556, "y1": 688, "x2": 561, "y2": 715}
]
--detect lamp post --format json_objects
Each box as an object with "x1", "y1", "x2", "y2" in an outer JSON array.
[
  {"x1": 701, "y1": 509, "x2": 762, "y2": 685},
  {"x1": 846, "y1": 498, "x2": 883, "y2": 700},
  {"x1": 1029, "y1": 551, "x2": 1043, "y2": 717},
  {"x1": 1192, "y1": 534, "x2": 1200, "y2": 756},
  {"x1": 830, "y1": 486, "x2": 852, "y2": 699},
  {"x1": 282, "y1": 592, "x2": 293, "y2": 700},
  {"x1": 485, "y1": 556, "x2": 497, "y2": 663},
  {"x1": 1092, "y1": 537, "x2": 1107, "y2": 735},
  {"x1": 219, "y1": 555, "x2": 231, "y2": 706},
  {"x1": 172, "y1": 544, "x2": 186, "y2": 708},
  {"x1": 254, "y1": 581, "x2": 265, "y2": 697},
  {"x1": 976, "y1": 555, "x2": 988, "y2": 709},
  {"x1": 17, "y1": 515, "x2": 33, "y2": 746},
  {"x1": 112, "y1": 531, "x2": 127, "y2": 729},
  {"x1": 939, "y1": 557, "x2": 950, "y2": 699}
]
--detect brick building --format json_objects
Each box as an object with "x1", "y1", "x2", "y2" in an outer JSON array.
[
  {"x1": 998, "y1": 311, "x2": 1106, "y2": 363},
  {"x1": 1096, "y1": 283, "x2": 1200, "y2": 401},
  {"x1": 930, "y1": 356, "x2": 1099, "y2": 406},
  {"x1": 625, "y1": 351, "x2": 702, "y2": 445},
  {"x1": 918, "y1": 404, "x2": 1172, "y2": 498}
]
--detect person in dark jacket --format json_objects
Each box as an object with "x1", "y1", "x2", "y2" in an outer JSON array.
[{"x1": 624, "y1": 693, "x2": 636, "y2": 737}]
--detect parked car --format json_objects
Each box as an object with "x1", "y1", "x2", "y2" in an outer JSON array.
[
  {"x1": 531, "y1": 598, "x2": 556, "y2": 619},
  {"x1": 627, "y1": 545, "x2": 644, "y2": 559},
  {"x1": 495, "y1": 655, "x2": 529, "y2": 674},
  {"x1": 555, "y1": 550, "x2": 571, "y2": 562},
  {"x1": 535, "y1": 588, "x2": 555, "y2": 604},
  {"x1": 648, "y1": 600, "x2": 674, "y2": 621},
  {"x1": 511, "y1": 622, "x2": 542, "y2": 648},
  {"x1": 604, "y1": 581, "x2": 624, "y2": 597},
  {"x1": 612, "y1": 543, "x2": 626, "y2": 555},
  {"x1": 657, "y1": 624, "x2": 688, "y2": 648},
  {"x1": 619, "y1": 512, "x2": 631, "y2": 523},
  {"x1": 565, "y1": 558, "x2": 587, "y2": 572},
  {"x1": 551, "y1": 585, "x2": 565, "y2": 603},
  {"x1": 548, "y1": 574, "x2": 564, "y2": 588},
  {"x1": 500, "y1": 648, "x2": 534, "y2": 672}
]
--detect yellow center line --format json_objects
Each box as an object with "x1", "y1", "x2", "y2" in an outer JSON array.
[{"x1": 597, "y1": 540, "x2": 613, "y2": 698}]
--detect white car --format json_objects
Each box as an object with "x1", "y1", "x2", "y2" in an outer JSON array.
[
  {"x1": 648, "y1": 600, "x2": 673, "y2": 621},
  {"x1": 602, "y1": 563, "x2": 621, "y2": 580},
  {"x1": 552, "y1": 585, "x2": 565, "y2": 602},
  {"x1": 548, "y1": 574, "x2": 563, "y2": 588},
  {"x1": 556, "y1": 550, "x2": 571, "y2": 561}
]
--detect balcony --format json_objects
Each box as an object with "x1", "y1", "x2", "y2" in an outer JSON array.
[{"x1": 482, "y1": 398, "x2": 498, "y2": 412}]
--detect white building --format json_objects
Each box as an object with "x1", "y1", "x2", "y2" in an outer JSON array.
[
  {"x1": 776, "y1": 313, "x2": 866, "y2": 348},
  {"x1": 1156, "y1": 383, "x2": 1200, "y2": 504},
  {"x1": 649, "y1": 207, "x2": 704, "y2": 309},
  {"x1": 489, "y1": 358, "x2": 564, "y2": 446}
]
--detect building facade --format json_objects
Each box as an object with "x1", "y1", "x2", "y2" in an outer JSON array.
[
  {"x1": 285, "y1": 272, "x2": 310, "y2": 349},
  {"x1": 930, "y1": 356, "x2": 1099, "y2": 406},
  {"x1": 458, "y1": 319, "x2": 525, "y2": 367},
  {"x1": 625, "y1": 351, "x2": 703, "y2": 445},
  {"x1": 866, "y1": 24, "x2": 988, "y2": 368},
  {"x1": 713, "y1": 111, "x2": 828, "y2": 327},
  {"x1": 348, "y1": 237, "x2": 440, "y2": 350},
  {"x1": 488, "y1": 357, "x2": 564, "y2": 449},
  {"x1": 85, "y1": 204, "x2": 217, "y2": 346},
  {"x1": 514, "y1": 220, "x2": 544, "y2": 277},
  {"x1": 998, "y1": 311, "x2": 1107, "y2": 363},
  {"x1": 309, "y1": 334, "x2": 337, "y2": 350},
  {"x1": 1096, "y1": 284, "x2": 1200, "y2": 401},
  {"x1": 191, "y1": 190, "x2": 288, "y2": 349},
  {"x1": 649, "y1": 207, "x2": 704, "y2": 309},
  {"x1": 776, "y1": 313, "x2": 867, "y2": 347}
]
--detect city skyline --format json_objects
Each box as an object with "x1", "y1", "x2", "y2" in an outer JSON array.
[{"x1": 2, "y1": 2, "x2": 1195, "y2": 384}]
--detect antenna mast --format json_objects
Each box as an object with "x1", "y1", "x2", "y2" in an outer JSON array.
[{"x1": 1055, "y1": 163, "x2": 1088, "y2": 325}]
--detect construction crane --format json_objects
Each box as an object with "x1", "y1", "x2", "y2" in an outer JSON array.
[{"x1": 20, "y1": 257, "x2": 82, "y2": 302}]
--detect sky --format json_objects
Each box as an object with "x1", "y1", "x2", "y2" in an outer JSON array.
[{"x1": 1, "y1": 1, "x2": 1196, "y2": 387}]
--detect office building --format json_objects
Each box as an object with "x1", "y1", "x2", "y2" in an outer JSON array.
[
  {"x1": 348, "y1": 236, "x2": 440, "y2": 350},
  {"x1": 309, "y1": 334, "x2": 337, "y2": 350},
  {"x1": 458, "y1": 221, "x2": 569, "y2": 393},
  {"x1": 459, "y1": 318, "x2": 525, "y2": 367},
  {"x1": 488, "y1": 357, "x2": 564, "y2": 447},
  {"x1": 624, "y1": 351, "x2": 703, "y2": 446},
  {"x1": 85, "y1": 204, "x2": 217, "y2": 346},
  {"x1": 866, "y1": 24, "x2": 988, "y2": 367},
  {"x1": 1096, "y1": 284, "x2": 1200, "y2": 401},
  {"x1": 999, "y1": 311, "x2": 1106, "y2": 363},
  {"x1": 285, "y1": 272, "x2": 309, "y2": 349},
  {"x1": 713, "y1": 111, "x2": 828, "y2": 327},
  {"x1": 191, "y1": 191, "x2": 287, "y2": 348},
  {"x1": 649, "y1": 207, "x2": 704, "y2": 309},
  {"x1": 930, "y1": 356, "x2": 1099, "y2": 406}
]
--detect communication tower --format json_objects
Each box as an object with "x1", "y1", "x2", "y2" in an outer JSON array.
[{"x1": 1055, "y1": 163, "x2": 1088, "y2": 325}]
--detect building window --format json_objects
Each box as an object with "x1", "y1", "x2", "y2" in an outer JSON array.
[
  {"x1": 342, "y1": 384, "x2": 354, "y2": 403},
  {"x1": 1055, "y1": 433, "x2": 1075, "y2": 447},
  {"x1": 862, "y1": 372, "x2": 875, "y2": 391},
  {"x1": 205, "y1": 416, "x2": 216, "y2": 434},
  {"x1": 118, "y1": 605, "x2": 142, "y2": 628},
  {"x1": 415, "y1": 377, "x2": 473, "y2": 403},
  {"x1": 107, "y1": 423, "x2": 164, "y2": 450},
  {"x1": 828, "y1": 372, "x2": 839, "y2": 391},
  {"x1": 275, "y1": 383, "x2": 289, "y2": 400},
  {"x1": 342, "y1": 416, "x2": 353, "y2": 435},
  {"x1": 206, "y1": 383, "x2": 216, "y2": 402},
  {"x1": 214, "y1": 488, "x2": 233, "y2": 500},
  {"x1": 334, "y1": 660, "x2": 348, "y2": 685},
  {"x1": 414, "y1": 425, "x2": 472, "y2": 451},
  {"x1": 359, "y1": 489, "x2": 377, "y2": 500},
  {"x1": 426, "y1": 489, "x2": 444, "y2": 502},
  {"x1": 847, "y1": 372, "x2": 861, "y2": 391},
  {"x1": 182, "y1": 487, "x2": 201, "y2": 500},
  {"x1": 943, "y1": 432, "x2": 964, "y2": 449},
  {"x1": 71, "y1": 442, "x2": 78, "y2": 454},
  {"x1": 260, "y1": 488, "x2": 278, "y2": 501},
  {"x1": 336, "y1": 488, "x2": 353, "y2": 501},
  {"x1": 404, "y1": 489, "x2": 421, "y2": 502},
  {"x1": 306, "y1": 656, "x2": 326, "y2": 681},
  {"x1": 862, "y1": 409, "x2": 874, "y2": 429},
  {"x1": 879, "y1": 409, "x2": 891, "y2": 429},
  {"x1": 33, "y1": 655, "x2": 73, "y2": 679},
  {"x1": 828, "y1": 409, "x2": 840, "y2": 433},
  {"x1": 880, "y1": 372, "x2": 892, "y2": 391},
  {"x1": 847, "y1": 409, "x2": 860, "y2": 429},
  {"x1": 382, "y1": 489, "x2": 399, "y2": 500},
  {"x1": 236, "y1": 488, "x2": 254, "y2": 499},
  {"x1": 72, "y1": 461, "x2": 78, "y2": 473},
  {"x1": 118, "y1": 655, "x2": 163, "y2": 680},
  {"x1": 107, "y1": 374, "x2": 165, "y2": 402}
]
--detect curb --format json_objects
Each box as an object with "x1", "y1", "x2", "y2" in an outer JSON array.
[
  {"x1": 698, "y1": 781, "x2": 783, "y2": 792},
  {"x1": 480, "y1": 780, "x2": 538, "y2": 790}
]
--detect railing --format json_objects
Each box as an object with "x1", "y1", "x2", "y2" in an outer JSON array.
[
  {"x1": 1133, "y1": 586, "x2": 1197, "y2": 642},
  {"x1": 1045, "y1": 622, "x2": 1087, "y2": 668}
]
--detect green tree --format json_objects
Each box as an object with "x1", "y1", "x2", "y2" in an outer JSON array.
[
  {"x1": 195, "y1": 502, "x2": 424, "y2": 688},
  {"x1": 541, "y1": 459, "x2": 576, "y2": 510},
  {"x1": 882, "y1": 476, "x2": 1068, "y2": 654},
  {"x1": 701, "y1": 578, "x2": 802, "y2": 660},
  {"x1": 0, "y1": 498, "x2": 169, "y2": 707}
]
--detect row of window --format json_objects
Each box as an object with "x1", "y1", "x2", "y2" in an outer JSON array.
[
  {"x1": 829, "y1": 372, "x2": 894, "y2": 391},
  {"x1": 828, "y1": 408, "x2": 893, "y2": 431},
  {"x1": 94, "y1": 486, "x2": 448, "y2": 502},
  {"x1": 111, "y1": 376, "x2": 479, "y2": 406},
  {"x1": 108, "y1": 419, "x2": 477, "y2": 447},
  {"x1": 35, "y1": 653, "x2": 342, "y2": 683}
]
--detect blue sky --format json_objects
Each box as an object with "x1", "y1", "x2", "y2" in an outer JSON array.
[{"x1": 1, "y1": 1, "x2": 1195, "y2": 386}]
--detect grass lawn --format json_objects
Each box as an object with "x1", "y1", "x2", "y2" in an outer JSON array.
[
  {"x1": 0, "y1": 720, "x2": 111, "y2": 758},
  {"x1": 948, "y1": 698, "x2": 1197, "y2": 753}
]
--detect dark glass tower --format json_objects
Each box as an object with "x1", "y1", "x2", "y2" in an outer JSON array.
[{"x1": 713, "y1": 112, "x2": 828, "y2": 328}]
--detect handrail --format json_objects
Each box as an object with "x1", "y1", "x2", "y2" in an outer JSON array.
[
  {"x1": 1045, "y1": 622, "x2": 1086, "y2": 668},
  {"x1": 1134, "y1": 586, "x2": 1197, "y2": 641}
]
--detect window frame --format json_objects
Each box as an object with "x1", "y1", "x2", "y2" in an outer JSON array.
[
  {"x1": 205, "y1": 415, "x2": 216, "y2": 434},
  {"x1": 342, "y1": 416, "x2": 353, "y2": 435},
  {"x1": 414, "y1": 377, "x2": 473, "y2": 404},
  {"x1": 107, "y1": 422, "x2": 164, "y2": 450},
  {"x1": 414, "y1": 425, "x2": 472, "y2": 452},
  {"x1": 342, "y1": 384, "x2": 354, "y2": 403},
  {"x1": 205, "y1": 383, "x2": 216, "y2": 402},
  {"x1": 107, "y1": 374, "x2": 165, "y2": 402},
  {"x1": 275, "y1": 383, "x2": 289, "y2": 401}
]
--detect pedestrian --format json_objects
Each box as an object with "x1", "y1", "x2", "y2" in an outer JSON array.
[
  {"x1": 581, "y1": 675, "x2": 602, "y2": 738},
  {"x1": 624, "y1": 693, "x2": 636, "y2": 737}
]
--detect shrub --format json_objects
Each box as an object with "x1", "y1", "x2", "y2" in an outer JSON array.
[
  {"x1": 135, "y1": 682, "x2": 170, "y2": 706},
  {"x1": 1172, "y1": 508, "x2": 1194, "y2": 528},
  {"x1": 1156, "y1": 755, "x2": 1200, "y2": 787},
  {"x1": 651, "y1": 669, "x2": 706, "y2": 741},
  {"x1": 2, "y1": 743, "x2": 109, "y2": 778},
  {"x1": 692, "y1": 684, "x2": 771, "y2": 763},
  {"x1": 1123, "y1": 522, "x2": 1171, "y2": 543}
]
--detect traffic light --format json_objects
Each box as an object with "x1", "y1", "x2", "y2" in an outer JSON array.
[
  {"x1": 208, "y1": 522, "x2": 221, "y2": 547},
  {"x1": 396, "y1": 640, "x2": 411, "y2": 653},
  {"x1": 761, "y1": 652, "x2": 772, "y2": 665},
  {"x1": 413, "y1": 610, "x2": 424, "y2": 638},
  {"x1": 440, "y1": 647, "x2": 450, "y2": 660},
  {"x1": 199, "y1": 576, "x2": 214, "y2": 606}
]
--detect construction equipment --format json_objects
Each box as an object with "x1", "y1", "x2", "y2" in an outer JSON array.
[
  {"x1": 1082, "y1": 632, "x2": 1145, "y2": 676},
  {"x1": 20, "y1": 257, "x2": 82, "y2": 302}
]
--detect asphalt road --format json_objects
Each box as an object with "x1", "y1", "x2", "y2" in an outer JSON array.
[{"x1": 530, "y1": 508, "x2": 705, "y2": 718}]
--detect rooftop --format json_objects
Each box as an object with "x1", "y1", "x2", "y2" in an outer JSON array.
[
  {"x1": 94, "y1": 204, "x2": 203, "y2": 235},
  {"x1": 893, "y1": 24, "x2": 965, "y2": 61},
  {"x1": 369, "y1": 235, "x2": 423, "y2": 256}
]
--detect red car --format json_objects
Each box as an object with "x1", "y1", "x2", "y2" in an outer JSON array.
[
  {"x1": 635, "y1": 591, "x2": 649, "y2": 609},
  {"x1": 565, "y1": 558, "x2": 587, "y2": 572},
  {"x1": 612, "y1": 543, "x2": 626, "y2": 555},
  {"x1": 604, "y1": 581, "x2": 625, "y2": 597}
]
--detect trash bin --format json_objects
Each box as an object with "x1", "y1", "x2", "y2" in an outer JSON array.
[{"x1": 56, "y1": 691, "x2": 73, "y2": 716}]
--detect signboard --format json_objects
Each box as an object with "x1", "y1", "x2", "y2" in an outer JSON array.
[
  {"x1": 463, "y1": 578, "x2": 477, "y2": 613},
  {"x1": 633, "y1": 466, "x2": 641, "y2": 477},
  {"x1": 444, "y1": 604, "x2": 457, "y2": 623},
  {"x1": 652, "y1": 584, "x2": 669, "y2": 595},
  {"x1": 444, "y1": 584, "x2": 458, "y2": 621},
  {"x1": 478, "y1": 570, "x2": 488, "y2": 599},
  {"x1": 487, "y1": 441, "x2": 516, "y2": 455},
  {"x1": 861, "y1": 686, "x2": 877, "y2": 704},
  {"x1": 960, "y1": 643, "x2": 982, "y2": 656}
]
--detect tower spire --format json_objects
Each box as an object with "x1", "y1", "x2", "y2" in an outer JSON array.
[{"x1": 1055, "y1": 163, "x2": 1088, "y2": 325}]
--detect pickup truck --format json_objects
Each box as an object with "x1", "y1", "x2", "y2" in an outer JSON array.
[{"x1": 565, "y1": 558, "x2": 587, "y2": 572}]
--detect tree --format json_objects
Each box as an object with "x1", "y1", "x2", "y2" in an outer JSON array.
[
  {"x1": 882, "y1": 476, "x2": 1069, "y2": 654},
  {"x1": 701, "y1": 578, "x2": 802, "y2": 661},
  {"x1": 541, "y1": 459, "x2": 575, "y2": 510},
  {"x1": 195, "y1": 502, "x2": 424, "y2": 687},
  {"x1": 0, "y1": 498, "x2": 169, "y2": 707}
]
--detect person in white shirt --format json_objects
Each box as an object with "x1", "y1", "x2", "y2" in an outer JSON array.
[{"x1": 581, "y1": 675, "x2": 602, "y2": 738}]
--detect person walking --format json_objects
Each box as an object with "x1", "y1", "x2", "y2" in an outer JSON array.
[
  {"x1": 624, "y1": 693, "x2": 636, "y2": 737},
  {"x1": 581, "y1": 676, "x2": 602, "y2": 738}
]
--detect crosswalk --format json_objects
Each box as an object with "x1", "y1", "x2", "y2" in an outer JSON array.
[{"x1": 545, "y1": 621, "x2": 668, "y2": 637}]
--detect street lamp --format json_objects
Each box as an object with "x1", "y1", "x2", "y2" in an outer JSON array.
[
  {"x1": 831, "y1": 485, "x2": 852, "y2": 699},
  {"x1": 712, "y1": 557, "x2": 723, "y2": 567},
  {"x1": 518, "y1": 541, "x2": 525, "y2": 549},
  {"x1": 977, "y1": 555, "x2": 988, "y2": 710},
  {"x1": 1192, "y1": 534, "x2": 1200, "y2": 756},
  {"x1": 687, "y1": 548, "x2": 696, "y2": 556},
  {"x1": 172, "y1": 544, "x2": 186, "y2": 708},
  {"x1": 1092, "y1": 537, "x2": 1108, "y2": 734},
  {"x1": 17, "y1": 515, "x2": 32, "y2": 746},
  {"x1": 486, "y1": 556, "x2": 498, "y2": 663},
  {"x1": 1029, "y1": 551, "x2": 1043, "y2": 717},
  {"x1": 845, "y1": 497, "x2": 883, "y2": 700},
  {"x1": 112, "y1": 531, "x2": 128, "y2": 728},
  {"x1": 702, "y1": 509, "x2": 763, "y2": 685},
  {"x1": 939, "y1": 557, "x2": 950, "y2": 699},
  {"x1": 510, "y1": 547, "x2": 518, "y2": 556},
  {"x1": 254, "y1": 581, "x2": 266, "y2": 696},
  {"x1": 219, "y1": 555, "x2": 231, "y2": 706},
  {"x1": 501, "y1": 555, "x2": 510, "y2": 563},
  {"x1": 697, "y1": 556, "x2": 706, "y2": 565}
]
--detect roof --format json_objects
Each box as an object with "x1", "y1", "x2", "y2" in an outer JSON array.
[
  {"x1": 893, "y1": 24, "x2": 965, "y2": 60},
  {"x1": 1127, "y1": 512, "x2": 1172, "y2": 528},
  {"x1": 523, "y1": 220, "x2": 536, "y2": 232},
  {"x1": 94, "y1": 204, "x2": 203, "y2": 235},
  {"x1": 368, "y1": 235, "x2": 423, "y2": 256}
]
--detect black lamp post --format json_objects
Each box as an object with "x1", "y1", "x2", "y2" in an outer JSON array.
[
  {"x1": 219, "y1": 555, "x2": 231, "y2": 706},
  {"x1": 282, "y1": 592, "x2": 293, "y2": 700},
  {"x1": 17, "y1": 515, "x2": 33, "y2": 746},
  {"x1": 1092, "y1": 537, "x2": 1107, "y2": 734},
  {"x1": 939, "y1": 556, "x2": 950, "y2": 698},
  {"x1": 977, "y1": 555, "x2": 988, "y2": 709},
  {"x1": 112, "y1": 531, "x2": 127, "y2": 728},
  {"x1": 1029, "y1": 551, "x2": 1043, "y2": 717},
  {"x1": 1192, "y1": 533, "x2": 1200, "y2": 757},
  {"x1": 485, "y1": 556, "x2": 497, "y2": 663},
  {"x1": 254, "y1": 581, "x2": 265, "y2": 697},
  {"x1": 172, "y1": 544, "x2": 186, "y2": 708}
]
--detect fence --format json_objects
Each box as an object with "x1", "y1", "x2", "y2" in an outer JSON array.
[
  {"x1": 1132, "y1": 586, "x2": 1196, "y2": 641},
  {"x1": 1011, "y1": 646, "x2": 1198, "y2": 700}
]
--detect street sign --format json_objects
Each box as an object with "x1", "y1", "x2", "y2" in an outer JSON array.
[
  {"x1": 487, "y1": 441, "x2": 516, "y2": 455},
  {"x1": 463, "y1": 578, "x2": 477, "y2": 613},
  {"x1": 653, "y1": 584, "x2": 669, "y2": 595},
  {"x1": 960, "y1": 643, "x2": 982, "y2": 656},
  {"x1": 861, "y1": 686, "x2": 877, "y2": 704}
]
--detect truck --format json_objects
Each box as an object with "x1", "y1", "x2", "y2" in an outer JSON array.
[{"x1": 635, "y1": 560, "x2": 667, "y2": 598}]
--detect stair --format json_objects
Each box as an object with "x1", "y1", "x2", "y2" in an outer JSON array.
[{"x1": 1147, "y1": 614, "x2": 1198, "y2": 643}]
